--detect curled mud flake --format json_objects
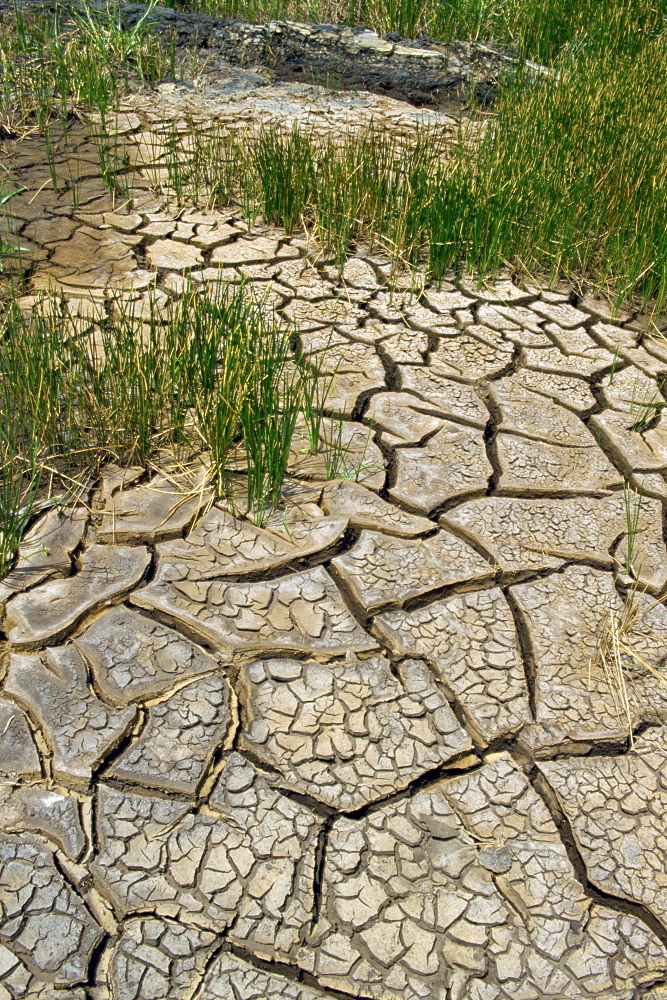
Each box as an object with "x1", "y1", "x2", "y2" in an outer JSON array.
[
  {"x1": 365, "y1": 392, "x2": 445, "y2": 447},
  {"x1": 394, "y1": 367, "x2": 489, "y2": 427},
  {"x1": 105, "y1": 916, "x2": 217, "y2": 1000},
  {"x1": 131, "y1": 566, "x2": 377, "y2": 658},
  {"x1": 538, "y1": 727, "x2": 667, "y2": 932},
  {"x1": 4, "y1": 646, "x2": 136, "y2": 786},
  {"x1": 375, "y1": 588, "x2": 531, "y2": 746},
  {"x1": 150, "y1": 506, "x2": 348, "y2": 582},
  {"x1": 333, "y1": 528, "x2": 492, "y2": 612},
  {"x1": 304, "y1": 754, "x2": 666, "y2": 1000},
  {"x1": 0, "y1": 507, "x2": 87, "y2": 605},
  {"x1": 494, "y1": 432, "x2": 621, "y2": 494},
  {"x1": 511, "y1": 565, "x2": 667, "y2": 756},
  {"x1": 97, "y1": 473, "x2": 213, "y2": 544},
  {"x1": 0, "y1": 834, "x2": 103, "y2": 986},
  {"x1": 321, "y1": 479, "x2": 432, "y2": 536},
  {"x1": 106, "y1": 672, "x2": 232, "y2": 795},
  {"x1": 0, "y1": 699, "x2": 40, "y2": 780},
  {"x1": 74, "y1": 606, "x2": 221, "y2": 705},
  {"x1": 93, "y1": 754, "x2": 321, "y2": 961},
  {"x1": 389, "y1": 420, "x2": 492, "y2": 514},
  {"x1": 427, "y1": 327, "x2": 514, "y2": 382},
  {"x1": 0, "y1": 784, "x2": 86, "y2": 860},
  {"x1": 4, "y1": 544, "x2": 150, "y2": 649},
  {"x1": 238, "y1": 654, "x2": 472, "y2": 809}
]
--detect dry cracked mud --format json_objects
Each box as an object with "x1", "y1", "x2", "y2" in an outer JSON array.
[{"x1": 3, "y1": 30, "x2": 667, "y2": 1000}]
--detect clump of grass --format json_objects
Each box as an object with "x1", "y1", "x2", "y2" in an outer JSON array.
[
  {"x1": 629, "y1": 378, "x2": 666, "y2": 432},
  {"x1": 0, "y1": 1, "x2": 175, "y2": 133},
  {"x1": 0, "y1": 278, "x2": 339, "y2": 551}
]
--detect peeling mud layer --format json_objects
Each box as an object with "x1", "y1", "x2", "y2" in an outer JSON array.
[{"x1": 3, "y1": 13, "x2": 667, "y2": 1000}]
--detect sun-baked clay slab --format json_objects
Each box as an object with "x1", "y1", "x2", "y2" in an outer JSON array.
[
  {"x1": 511, "y1": 565, "x2": 667, "y2": 756},
  {"x1": 375, "y1": 588, "x2": 530, "y2": 745},
  {"x1": 97, "y1": 474, "x2": 212, "y2": 543},
  {"x1": 320, "y1": 479, "x2": 433, "y2": 536},
  {"x1": 91, "y1": 753, "x2": 321, "y2": 961},
  {"x1": 238, "y1": 654, "x2": 471, "y2": 809},
  {"x1": 4, "y1": 646, "x2": 136, "y2": 785},
  {"x1": 494, "y1": 432, "x2": 621, "y2": 494},
  {"x1": 0, "y1": 507, "x2": 87, "y2": 604},
  {"x1": 151, "y1": 505, "x2": 347, "y2": 581},
  {"x1": 105, "y1": 917, "x2": 218, "y2": 1000},
  {"x1": 73, "y1": 606, "x2": 221, "y2": 704},
  {"x1": 333, "y1": 528, "x2": 492, "y2": 611},
  {"x1": 389, "y1": 421, "x2": 492, "y2": 513},
  {"x1": 395, "y1": 367, "x2": 490, "y2": 426},
  {"x1": 131, "y1": 565, "x2": 377, "y2": 657},
  {"x1": 300, "y1": 754, "x2": 666, "y2": 1000},
  {"x1": 4, "y1": 544, "x2": 150, "y2": 648},
  {"x1": 0, "y1": 834, "x2": 103, "y2": 985},
  {"x1": 106, "y1": 672, "x2": 232, "y2": 794},
  {"x1": 538, "y1": 728, "x2": 667, "y2": 931}
]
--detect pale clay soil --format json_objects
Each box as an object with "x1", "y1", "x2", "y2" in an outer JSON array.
[{"x1": 2, "y1": 58, "x2": 667, "y2": 1000}]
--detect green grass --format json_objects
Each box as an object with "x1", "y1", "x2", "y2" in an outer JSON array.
[
  {"x1": 0, "y1": 282, "x2": 328, "y2": 562},
  {"x1": 169, "y1": 0, "x2": 666, "y2": 65},
  {"x1": 0, "y1": 1, "x2": 175, "y2": 133}
]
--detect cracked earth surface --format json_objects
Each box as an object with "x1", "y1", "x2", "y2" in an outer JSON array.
[{"x1": 3, "y1": 52, "x2": 667, "y2": 1000}]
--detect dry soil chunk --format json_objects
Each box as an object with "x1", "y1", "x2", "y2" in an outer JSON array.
[
  {"x1": 389, "y1": 421, "x2": 492, "y2": 513},
  {"x1": 131, "y1": 565, "x2": 377, "y2": 658},
  {"x1": 320, "y1": 480, "x2": 433, "y2": 536},
  {"x1": 5, "y1": 544, "x2": 150, "y2": 648},
  {"x1": 197, "y1": 951, "x2": 341, "y2": 1000},
  {"x1": 74, "y1": 605, "x2": 220, "y2": 704},
  {"x1": 494, "y1": 432, "x2": 621, "y2": 494},
  {"x1": 375, "y1": 588, "x2": 530, "y2": 745},
  {"x1": 91, "y1": 753, "x2": 321, "y2": 960},
  {"x1": 427, "y1": 327, "x2": 514, "y2": 382},
  {"x1": 0, "y1": 784, "x2": 85, "y2": 860},
  {"x1": 511, "y1": 565, "x2": 667, "y2": 754},
  {"x1": 395, "y1": 367, "x2": 489, "y2": 426},
  {"x1": 0, "y1": 834, "x2": 102, "y2": 985},
  {"x1": 106, "y1": 672, "x2": 231, "y2": 794},
  {"x1": 442, "y1": 493, "x2": 667, "y2": 585},
  {"x1": 151, "y1": 506, "x2": 347, "y2": 581},
  {"x1": 333, "y1": 529, "x2": 491, "y2": 611},
  {"x1": 538, "y1": 728, "x2": 667, "y2": 931},
  {"x1": 0, "y1": 700, "x2": 40, "y2": 780},
  {"x1": 365, "y1": 392, "x2": 445, "y2": 446},
  {"x1": 0, "y1": 507, "x2": 86, "y2": 604},
  {"x1": 302, "y1": 754, "x2": 665, "y2": 1000},
  {"x1": 97, "y1": 474, "x2": 211, "y2": 543},
  {"x1": 106, "y1": 917, "x2": 217, "y2": 1000},
  {"x1": 239, "y1": 655, "x2": 471, "y2": 809},
  {"x1": 4, "y1": 646, "x2": 136, "y2": 785}
]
